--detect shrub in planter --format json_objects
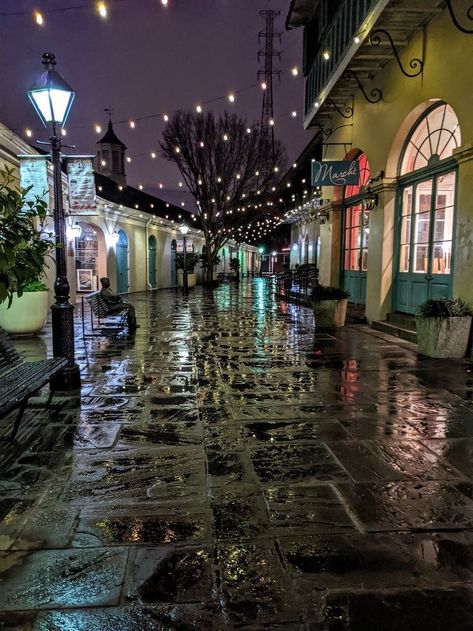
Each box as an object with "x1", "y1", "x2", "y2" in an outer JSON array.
[
  {"x1": 0, "y1": 167, "x2": 54, "y2": 334},
  {"x1": 176, "y1": 252, "x2": 200, "y2": 288},
  {"x1": 312, "y1": 285, "x2": 349, "y2": 328},
  {"x1": 416, "y1": 298, "x2": 473, "y2": 358},
  {"x1": 229, "y1": 257, "x2": 241, "y2": 280}
]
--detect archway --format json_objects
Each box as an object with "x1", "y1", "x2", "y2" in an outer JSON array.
[
  {"x1": 116, "y1": 229, "x2": 129, "y2": 293},
  {"x1": 341, "y1": 151, "x2": 371, "y2": 304},
  {"x1": 148, "y1": 235, "x2": 157, "y2": 289},
  {"x1": 393, "y1": 101, "x2": 461, "y2": 313}
]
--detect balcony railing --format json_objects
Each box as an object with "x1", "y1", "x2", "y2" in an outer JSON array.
[{"x1": 304, "y1": 0, "x2": 384, "y2": 121}]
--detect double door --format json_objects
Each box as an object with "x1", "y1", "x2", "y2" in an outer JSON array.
[{"x1": 394, "y1": 172, "x2": 455, "y2": 313}]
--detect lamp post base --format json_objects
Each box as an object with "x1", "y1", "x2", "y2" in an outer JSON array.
[{"x1": 50, "y1": 364, "x2": 81, "y2": 391}]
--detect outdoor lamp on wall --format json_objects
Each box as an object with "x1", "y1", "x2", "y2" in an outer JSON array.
[
  {"x1": 110, "y1": 230, "x2": 120, "y2": 245},
  {"x1": 317, "y1": 209, "x2": 329, "y2": 224},
  {"x1": 364, "y1": 187, "x2": 378, "y2": 212},
  {"x1": 28, "y1": 52, "x2": 80, "y2": 391},
  {"x1": 66, "y1": 221, "x2": 82, "y2": 241}
]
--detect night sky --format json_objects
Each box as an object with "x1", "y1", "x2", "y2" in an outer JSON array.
[{"x1": 0, "y1": 0, "x2": 313, "y2": 208}]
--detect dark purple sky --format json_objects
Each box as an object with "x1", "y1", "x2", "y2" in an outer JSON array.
[{"x1": 0, "y1": 0, "x2": 313, "y2": 207}]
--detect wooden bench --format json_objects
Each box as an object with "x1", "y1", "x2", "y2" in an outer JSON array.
[
  {"x1": 0, "y1": 327, "x2": 68, "y2": 441},
  {"x1": 81, "y1": 291, "x2": 128, "y2": 338}
]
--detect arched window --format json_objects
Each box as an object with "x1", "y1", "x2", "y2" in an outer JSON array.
[
  {"x1": 345, "y1": 152, "x2": 371, "y2": 199},
  {"x1": 400, "y1": 102, "x2": 461, "y2": 175}
]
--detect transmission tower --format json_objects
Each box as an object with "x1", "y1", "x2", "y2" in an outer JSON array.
[{"x1": 258, "y1": 10, "x2": 281, "y2": 160}]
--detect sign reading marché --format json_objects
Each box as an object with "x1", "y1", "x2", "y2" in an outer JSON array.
[{"x1": 311, "y1": 160, "x2": 360, "y2": 187}]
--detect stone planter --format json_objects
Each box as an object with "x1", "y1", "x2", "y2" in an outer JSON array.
[
  {"x1": 0, "y1": 291, "x2": 49, "y2": 335},
  {"x1": 178, "y1": 270, "x2": 196, "y2": 288},
  {"x1": 314, "y1": 298, "x2": 348, "y2": 328},
  {"x1": 416, "y1": 316, "x2": 472, "y2": 358}
]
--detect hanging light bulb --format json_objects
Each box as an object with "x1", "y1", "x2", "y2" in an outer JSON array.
[
  {"x1": 110, "y1": 230, "x2": 120, "y2": 244},
  {"x1": 95, "y1": 124, "x2": 102, "y2": 134},
  {"x1": 25, "y1": 128, "x2": 33, "y2": 138},
  {"x1": 163, "y1": 113, "x2": 169, "y2": 122},
  {"x1": 291, "y1": 66, "x2": 299, "y2": 77},
  {"x1": 34, "y1": 10, "x2": 44, "y2": 26},
  {"x1": 228, "y1": 93, "x2": 235, "y2": 103},
  {"x1": 151, "y1": 151, "x2": 156, "y2": 159},
  {"x1": 97, "y1": 2, "x2": 107, "y2": 18},
  {"x1": 129, "y1": 120, "x2": 135, "y2": 129},
  {"x1": 196, "y1": 104, "x2": 202, "y2": 113}
]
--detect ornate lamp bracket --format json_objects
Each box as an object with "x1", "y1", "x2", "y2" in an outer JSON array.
[
  {"x1": 370, "y1": 29, "x2": 423, "y2": 77},
  {"x1": 343, "y1": 70, "x2": 382, "y2": 104},
  {"x1": 314, "y1": 122, "x2": 333, "y2": 138},
  {"x1": 445, "y1": 0, "x2": 473, "y2": 33},
  {"x1": 325, "y1": 98, "x2": 354, "y2": 119}
]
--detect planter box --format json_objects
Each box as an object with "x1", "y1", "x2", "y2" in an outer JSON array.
[
  {"x1": 314, "y1": 298, "x2": 348, "y2": 328},
  {"x1": 416, "y1": 316, "x2": 472, "y2": 358},
  {"x1": 178, "y1": 271, "x2": 196, "y2": 288},
  {"x1": 0, "y1": 291, "x2": 49, "y2": 335}
]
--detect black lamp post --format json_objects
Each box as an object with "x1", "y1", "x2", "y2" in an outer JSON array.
[
  {"x1": 28, "y1": 52, "x2": 80, "y2": 390},
  {"x1": 179, "y1": 224, "x2": 190, "y2": 294}
]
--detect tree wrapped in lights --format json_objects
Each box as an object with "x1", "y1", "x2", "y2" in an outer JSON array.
[{"x1": 160, "y1": 110, "x2": 286, "y2": 283}]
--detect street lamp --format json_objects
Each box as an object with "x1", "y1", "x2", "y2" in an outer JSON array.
[
  {"x1": 258, "y1": 247, "x2": 264, "y2": 277},
  {"x1": 28, "y1": 52, "x2": 80, "y2": 390},
  {"x1": 179, "y1": 224, "x2": 190, "y2": 293}
]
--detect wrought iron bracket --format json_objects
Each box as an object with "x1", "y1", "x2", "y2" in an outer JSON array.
[
  {"x1": 370, "y1": 29, "x2": 423, "y2": 77},
  {"x1": 343, "y1": 70, "x2": 382, "y2": 104},
  {"x1": 314, "y1": 122, "x2": 333, "y2": 138},
  {"x1": 445, "y1": 0, "x2": 473, "y2": 33},
  {"x1": 325, "y1": 98, "x2": 353, "y2": 119}
]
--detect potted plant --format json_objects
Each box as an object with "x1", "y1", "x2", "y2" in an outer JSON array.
[
  {"x1": 0, "y1": 167, "x2": 54, "y2": 335},
  {"x1": 312, "y1": 285, "x2": 349, "y2": 328},
  {"x1": 416, "y1": 298, "x2": 473, "y2": 358},
  {"x1": 229, "y1": 257, "x2": 241, "y2": 281},
  {"x1": 176, "y1": 252, "x2": 200, "y2": 288}
]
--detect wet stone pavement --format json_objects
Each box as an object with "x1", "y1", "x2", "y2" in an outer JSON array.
[{"x1": 3, "y1": 280, "x2": 473, "y2": 629}]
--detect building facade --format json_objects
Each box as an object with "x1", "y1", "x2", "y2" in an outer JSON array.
[
  {"x1": 0, "y1": 120, "x2": 258, "y2": 303},
  {"x1": 286, "y1": 0, "x2": 473, "y2": 324}
]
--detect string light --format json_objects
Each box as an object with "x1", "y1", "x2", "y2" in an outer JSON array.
[
  {"x1": 291, "y1": 111, "x2": 297, "y2": 118},
  {"x1": 354, "y1": 36, "x2": 360, "y2": 44},
  {"x1": 223, "y1": 134, "x2": 229, "y2": 141},
  {"x1": 161, "y1": 0, "x2": 168, "y2": 5},
  {"x1": 95, "y1": 124, "x2": 102, "y2": 134},
  {"x1": 61, "y1": 128, "x2": 67, "y2": 136},
  {"x1": 196, "y1": 104, "x2": 202, "y2": 113},
  {"x1": 126, "y1": 156, "x2": 132, "y2": 163},
  {"x1": 261, "y1": 82, "x2": 267, "y2": 90},
  {"x1": 151, "y1": 152, "x2": 156, "y2": 159},
  {"x1": 97, "y1": 2, "x2": 107, "y2": 18},
  {"x1": 163, "y1": 114, "x2": 169, "y2": 122},
  {"x1": 25, "y1": 128, "x2": 33, "y2": 138},
  {"x1": 228, "y1": 93, "x2": 235, "y2": 103},
  {"x1": 34, "y1": 10, "x2": 44, "y2": 25},
  {"x1": 129, "y1": 120, "x2": 135, "y2": 128},
  {"x1": 323, "y1": 50, "x2": 330, "y2": 60},
  {"x1": 291, "y1": 66, "x2": 299, "y2": 77}
]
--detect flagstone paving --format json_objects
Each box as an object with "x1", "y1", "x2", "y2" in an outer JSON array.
[{"x1": 2, "y1": 279, "x2": 473, "y2": 629}]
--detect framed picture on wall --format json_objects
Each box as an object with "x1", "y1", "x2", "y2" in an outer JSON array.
[{"x1": 77, "y1": 269, "x2": 94, "y2": 292}]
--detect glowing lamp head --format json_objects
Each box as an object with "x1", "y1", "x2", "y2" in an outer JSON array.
[
  {"x1": 179, "y1": 224, "x2": 190, "y2": 236},
  {"x1": 28, "y1": 53, "x2": 75, "y2": 129},
  {"x1": 66, "y1": 222, "x2": 82, "y2": 240},
  {"x1": 110, "y1": 230, "x2": 120, "y2": 245}
]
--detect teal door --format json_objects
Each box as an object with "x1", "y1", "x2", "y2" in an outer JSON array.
[
  {"x1": 341, "y1": 202, "x2": 368, "y2": 304},
  {"x1": 148, "y1": 235, "x2": 157, "y2": 288},
  {"x1": 116, "y1": 229, "x2": 129, "y2": 293},
  {"x1": 394, "y1": 172, "x2": 456, "y2": 313}
]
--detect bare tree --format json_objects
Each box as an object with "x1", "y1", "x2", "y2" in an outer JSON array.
[{"x1": 160, "y1": 110, "x2": 286, "y2": 283}]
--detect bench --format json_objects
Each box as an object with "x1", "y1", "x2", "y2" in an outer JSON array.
[
  {"x1": 0, "y1": 327, "x2": 68, "y2": 441},
  {"x1": 81, "y1": 291, "x2": 128, "y2": 338}
]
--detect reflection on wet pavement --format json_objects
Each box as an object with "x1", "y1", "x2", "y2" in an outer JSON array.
[{"x1": 2, "y1": 279, "x2": 473, "y2": 628}]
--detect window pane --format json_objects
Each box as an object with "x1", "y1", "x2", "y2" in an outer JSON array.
[
  {"x1": 436, "y1": 172, "x2": 455, "y2": 209},
  {"x1": 414, "y1": 211, "x2": 430, "y2": 244},
  {"x1": 416, "y1": 179, "x2": 432, "y2": 212},
  {"x1": 399, "y1": 245, "x2": 410, "y2": 272},
  {"x1": 413, "y1": 244, "x2": 429, "y2": 273},
  {"x1": 432, "y1": 241, "x2": 452, "y2": 274},
  {"x1": 351, "y1": 206, "x2": 362, "y2": 227},
  {"x1": 361, "y1": 249, "x2": 368, "y2": 271},
  {"x1": 349, "y1": 250, "x2": 360, "y2": 271},
  {"x1": 363, "y1": 225, "x2": 369, "y2": 248},
  {"x1": 401, "y1": 215, "x2": 411, "y2": 244},
  {"x1": 402, "y1": 186, "x2": 412, "y2": 216}
]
